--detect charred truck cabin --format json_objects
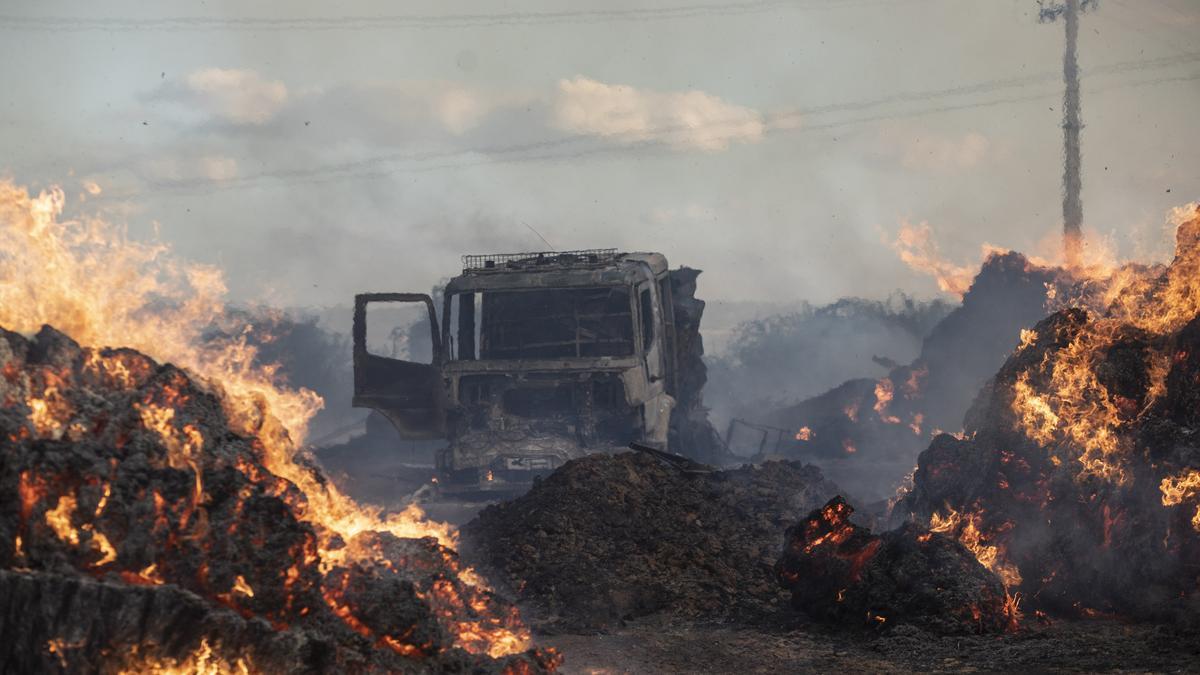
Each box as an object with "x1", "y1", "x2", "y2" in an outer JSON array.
[{"x1": 352, "y1": 249, "x2": 686, "y2": 493}]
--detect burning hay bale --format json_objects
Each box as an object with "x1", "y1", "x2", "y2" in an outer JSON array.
[
  {"x1": 776, "y1": 497, "x2": 1013, "y2": 635},
  {"x1": 762, "y1": 251, "x2": 1064, "y2": 499},
  {"x1": 894, "y1": 205, "x2": 1200, "y2": 623},
  {"x1": 460, "y1": 452, "x2": 842, "y2": 630},
  {"x1": 0, "y1": 324, "x2": 554, "y2": 672}
]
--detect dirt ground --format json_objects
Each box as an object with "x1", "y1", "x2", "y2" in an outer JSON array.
[
  {"x1": 316, "y1": 457, "x2": 1200, "y2": 673},
  {"x1": 540, "y1": 616, "x2": 1200, "y2": 674}
]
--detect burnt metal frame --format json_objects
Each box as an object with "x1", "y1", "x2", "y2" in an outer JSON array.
[{"x1": 353, "y1": 292, "x2": 443, "y2": 369}]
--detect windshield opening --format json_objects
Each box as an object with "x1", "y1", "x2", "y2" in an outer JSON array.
[{"x1": 450, "y1": 287, "x2": 634, "y2": 360}]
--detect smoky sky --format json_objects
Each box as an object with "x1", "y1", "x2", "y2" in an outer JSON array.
[{"x1": 1, "y1": 0, "x2": 1197, "y2": 311}]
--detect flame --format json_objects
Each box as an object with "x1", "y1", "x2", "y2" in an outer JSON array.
[
  {"x1": 795, "y1": 500, "x2": 881, "y2": 585},
  {"x1": 908, "y1": 412, "x2": 924, "y2": 436},
  {"x1": 46, "y1": 638, "x2": 85, "y2": 669},
  {"x1": 890, "y1": 221, "x2": 980, "y2": 297},
  {"x1": 232, "y1": 575, "x2": 255, "y2": 598},
  {"x1": 121, "y1": 563, "x2": 165, "y2": 586},
  {"x1": 873, "y1": 378, "x2": 900, "y2": 424},
  {"x1": 1161, "y1": 471, "x2": 1200, "y2": 532},
  {"x1": 1002, "y1": 591, "x2": 1022, "y2": 631},
  {"x1": 45, "y1": 495, "x2": 81, "y2": 546},
  {"x1": 0, "y1": 180, "x2": 528, "y2": 656},
  {"x1": 903, "y1": 365, "x2": 927, "y2": 398},
  {"x1": 843, "y1": 400, "x2": 859, "y2": 422},
  {"x1": 1011, "y1": 371, "x2": 1060, "y2": 446},
  {"x1": 42, "y1": 492, "x2": 118, "y2": 568},
  {"x1": 929, "y1": 505, "x2": 1022, "y2": 588},
  {"x1": 794, "y1": 426, "x2": 812, "y2": 441},
  {"x1": 1009, "y1": 205, "x2": 1200, "y2": 487},
  {"x1": 120, "y1": 639, "x2": 253, "y2": 675},
  {"x1": 1017, "y1": 328, "x2": 1038, "y2": 352}
]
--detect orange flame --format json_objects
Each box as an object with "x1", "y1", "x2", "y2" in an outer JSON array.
[
  {"x1": 0, "y1": 180, "x2": 528, "y2": 655},
  {"x1": 890, "y1": 221, "x2": 980, "y2": 297},
  {"x1": 119, "y1": 639, "x2": 253, "y2": 675},
  {"x1": 929, "y1": 505, "x2": 1022, "y2": 588},
  {"x1": 1017, "y1": 328, "x2": 1037, "y2": 352},
  {"x1": 1161, "y1": 471, "x2": 1200, "y2": 532},
  {"x1": 873, "y1": 378, "x2": 900, "y2": 424},
  {"x1": 1009, "y1": 205, "x2": 1200, "y2": 487}
]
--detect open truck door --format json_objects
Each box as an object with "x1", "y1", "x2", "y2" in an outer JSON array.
[{"x1": 352, "y1": 293, "x2": 447, "y2": 439}]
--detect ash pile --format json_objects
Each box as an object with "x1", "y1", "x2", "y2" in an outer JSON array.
[
  {"x1": 0, "y1": 325, "x2": 555, "y2": 673},
  {"x1": 461, "y1": 452, "x2": 840, "y2": 630},
  {"x1": 894, "y1": 206, "x2": 1200, "y2": 623}
]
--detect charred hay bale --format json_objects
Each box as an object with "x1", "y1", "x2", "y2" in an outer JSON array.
[
  {"x1": 777, "y1": 498, "x2": 1010, "y2": 634},
  {"x1": 461, "y1": 452, "x2": 841, "y2": 629},
  {"x1": 0, "y1": 569, "x2": 330, "y2": 674},
  {"x1": 0, "y1": 324, "x2": 553, "y2": 673},
  {"x1": 896, "y1": 305, "x2": 1200, "y2": 624}
]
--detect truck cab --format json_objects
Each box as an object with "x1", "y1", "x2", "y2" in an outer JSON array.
[{"x1": 352, "y1": 249, "x2": 680, "y2": 493}]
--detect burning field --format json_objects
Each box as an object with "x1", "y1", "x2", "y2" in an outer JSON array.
[{"x1": 4, "y1": 173, "x2": 1200, "y2": 673}]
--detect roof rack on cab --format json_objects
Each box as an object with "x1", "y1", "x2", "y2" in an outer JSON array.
[{"x1": 461, "y1": 248, "x2": 619, "y2": 273}]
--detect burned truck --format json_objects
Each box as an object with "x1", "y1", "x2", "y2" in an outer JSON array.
[{"x1": 352, "y1": 249, "x2": 720, "y2": 493}]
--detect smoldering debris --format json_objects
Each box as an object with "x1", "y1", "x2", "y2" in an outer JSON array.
[
  {"x1": 776, "y1": 497, "x2": 1012, "y2": 635},
  {"x1": 460, "y1": 452, "x2": 842, "y2": 630},
  {"x1": 460, "y1": 452, "x2": 1013, "y2": 637}
]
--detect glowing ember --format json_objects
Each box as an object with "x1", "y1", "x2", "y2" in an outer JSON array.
[
  {"x1": 843, "y1": 400, "x2": 860, "y2": 422},
  {"x1": 778, "y1": 497, "x2": 1010, "y2": 633},
  {"x1": 873, "y1": 378, "x2": 901, "y2": 424}
]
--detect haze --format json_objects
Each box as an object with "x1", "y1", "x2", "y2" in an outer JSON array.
[{"x1": 2, "y1": 0, "x2": 1197, "y2": 311}]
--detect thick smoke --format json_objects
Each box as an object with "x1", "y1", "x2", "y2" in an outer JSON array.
[
  {"x1": 756, "y1": 252, "x2": 1062, "y2": 502},
  {"x1": 199, "y1": 307, "x2": 356, "y2": 441},
  {"x1": 705, "y1": 294, "x2": 952, "y2": 431}
]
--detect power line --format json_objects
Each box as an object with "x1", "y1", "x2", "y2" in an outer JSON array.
[
  {"x1": 116, "y1": 50, "x2": 1198, "y2": 191},
  {"x1": 0, "y1": 0, "x2": 919, "y2": 32},
  {"x1": 101, "y1": 65, "x2": 1198, "y2": 198}
]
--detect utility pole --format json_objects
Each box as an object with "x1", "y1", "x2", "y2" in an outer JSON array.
[{"x1": 1039, "y1": 0, "x2": 1098, "y2": 268}]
